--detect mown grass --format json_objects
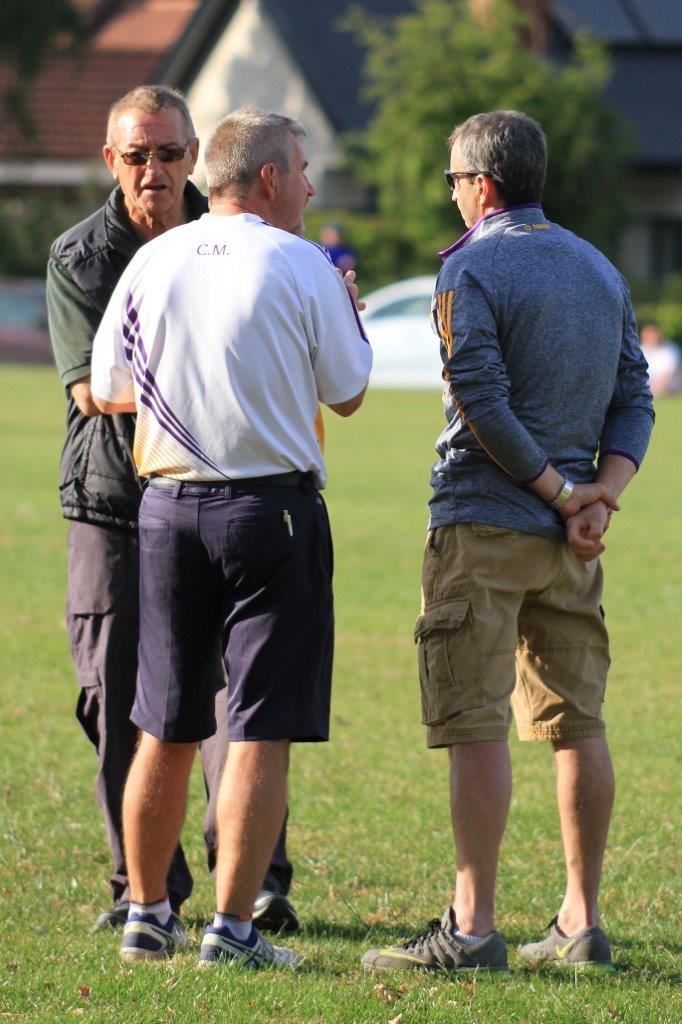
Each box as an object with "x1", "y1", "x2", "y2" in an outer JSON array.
[{"x1": 0, "y1": 366, "x2": 679, "y2": 1023}]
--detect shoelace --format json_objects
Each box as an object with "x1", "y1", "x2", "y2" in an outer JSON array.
[
  {"x1": 257, "y1": 932, "x2": 275, "y2": 958},
  {"x1": 400, "y1": 918, "x2": 443, "y2": 953}
]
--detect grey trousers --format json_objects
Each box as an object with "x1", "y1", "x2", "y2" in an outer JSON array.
[{"x1": 66, "y1": 521, "x2": 292, "y2": 909}]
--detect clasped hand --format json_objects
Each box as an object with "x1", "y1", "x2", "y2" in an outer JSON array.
[{"x1": 560, "y1": 483, "x2": 618, "y2": 563}]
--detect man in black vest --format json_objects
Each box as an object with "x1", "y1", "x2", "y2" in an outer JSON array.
[{"x1": 47, "y1": 85, "x2": 296, "y2": 933}]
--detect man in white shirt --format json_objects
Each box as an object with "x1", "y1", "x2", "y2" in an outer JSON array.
[
  {"x1": 639, "y1": 321, "x2": 681, "y2": 397},
  {"x1": 91, "y1": 107, "x2": 371, "y2": 968}
]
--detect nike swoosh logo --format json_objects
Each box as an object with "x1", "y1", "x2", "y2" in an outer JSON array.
[
  {"x1": 556, "y1": 937, "x2": 580, "y2": 960},
  {"x1": 379, "y1": 949, "x2": 425, "y2": 965}
]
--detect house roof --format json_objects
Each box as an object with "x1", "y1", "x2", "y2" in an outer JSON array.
[
  {"x1": 0, "y1": 53, "x2": 161, "y2": 160},
  {"x1": 605, "y1": 47, "x2": 682, "y2": 166},
  {"x1": 2, "y1": 0, "x2": 680, "y2": 170},
  {"x1": 95, "y1": 0, "x2": 200, "y2": 51},
  {"x1": 173, "y1": 0, "x2": 681, "y2": 167},
  {"x1": 553, "y1": 0, "x2": 682, "y2": 44},
  {"x1": 552, "y1": 1, "x2": 682, "y2": 166},
  {"x1": 0, "y1": 1, "x2": 201, "y2": 163},
  {"x1": 262, "y1": 0, "x2": 416, "y2": 133}
]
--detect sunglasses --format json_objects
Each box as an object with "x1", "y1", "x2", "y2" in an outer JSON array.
[
  {"x1": 114, "y1": 142, "x2": 192, "y2": 166},
  {"x1": 443, "y1": 169, "x2": 487, "y2": 191}
]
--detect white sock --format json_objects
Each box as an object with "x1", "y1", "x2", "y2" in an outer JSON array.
[
  {"x1": 453, "y1": 929, "x2": 487, "y2": 945},
  {"x1": 214, "y1": 913, "x2": 253, "y2": 941},
  {"x1": 130, "y1": 898, "x2": 171, "y2": 926}
]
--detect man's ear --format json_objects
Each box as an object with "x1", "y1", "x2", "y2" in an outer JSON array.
[
  {"x1": 259, "y1": 162, "x2": 277, "y2": 201},
  {"x1": 103, "y1": 145, "x2": 118, "y2": 179},
  {"x1": 477, "y1": 173, "x2": 500, "y2": 211}
]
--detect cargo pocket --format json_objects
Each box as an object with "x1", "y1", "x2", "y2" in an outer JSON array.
[
  {"x1": 75, "y1": 667, "x2": 104, "y2": 750},
  {"x1": 67, "y1": 524, "x2": 129, "y2": 614},
  {"x1": 414, "y1": 598, "x2": 483, "y2": 726}
]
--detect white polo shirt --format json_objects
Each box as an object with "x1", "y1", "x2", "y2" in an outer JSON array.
[{"x1": 91, "y1": 212, "x2": 371, "y2": 488}]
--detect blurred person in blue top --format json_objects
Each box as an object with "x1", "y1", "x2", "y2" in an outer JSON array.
[{"x1": 319, "y1": 223, "x2": 357, "y2": 274}]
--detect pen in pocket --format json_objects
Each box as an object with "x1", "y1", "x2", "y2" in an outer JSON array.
[{"x1": 283, "y1": 509, "x2": 293, "y2": 537}]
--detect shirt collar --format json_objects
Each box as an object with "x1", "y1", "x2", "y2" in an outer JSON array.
[
  {"x1": 437, "y1": 203, "x2": 544, "y2": 261},
  {"x1": 202, "y1": 211, "x2": 269, "y2": 225}
]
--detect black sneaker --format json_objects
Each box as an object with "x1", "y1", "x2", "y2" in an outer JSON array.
[
  {"x1": 93, "y1": 903, "x2": 130, "y2": 931},
  {"x1": 519, "y1": 916, "x2": 614, "y2": 971},
  {"x1": 361, "y1": 907, "x2": 508, "y2": 973},
  {"x1": 252, "y1": 890, "x2": 299, "y2": 933}
]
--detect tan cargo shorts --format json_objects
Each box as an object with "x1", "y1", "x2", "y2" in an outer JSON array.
[{"x1": 415, "y1": 523, "x2": 610, "y2": 747}]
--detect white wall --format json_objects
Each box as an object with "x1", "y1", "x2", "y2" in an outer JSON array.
[{"x1": 186, "y1": 0, "x2": 351, "y2": 207}]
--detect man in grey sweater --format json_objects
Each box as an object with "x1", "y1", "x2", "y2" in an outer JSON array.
[{"x1": 363, "y1": 110, "x2": 653, "y2": 974}]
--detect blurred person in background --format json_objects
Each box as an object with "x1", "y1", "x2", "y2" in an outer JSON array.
[
  {"x1": 319, "y1": 223, "x2": 357, "y2": 274},
  {"x1": 639, "y1": 320, "x2": 681, "y2": 397},
  {"x1": 362, "y1": 109, "x2": 653, "y2": 976},
  {"x1": 46, "y1": 85, "x2": 297, "y2": 936}
]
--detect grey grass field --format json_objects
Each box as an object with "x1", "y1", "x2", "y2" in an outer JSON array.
[{"x1": 0, "y1": 366, "x2": 680, "y2": 1024}]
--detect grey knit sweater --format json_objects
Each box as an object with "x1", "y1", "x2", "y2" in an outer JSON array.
[{"x1": 428, "y1": 205, "x2": 654, "y2": 539}]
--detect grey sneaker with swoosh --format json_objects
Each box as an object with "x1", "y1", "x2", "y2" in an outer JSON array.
[
  {"x1": 519, "y1": 917, "x2": 614, "y2": 970},
  {"x1": 361, "y1": 907, "x2": 508, "y2": 973}
]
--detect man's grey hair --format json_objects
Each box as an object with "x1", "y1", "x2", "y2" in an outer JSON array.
[
  {"x1": 448, "y1": 110, "x2": 547, "y2": 204},
  {"x1": 204, "y1": 107, "x2": 306, "y2": 199},
  {"x1": 106, "y1": 85, "x2": 195, "y2": 147}
]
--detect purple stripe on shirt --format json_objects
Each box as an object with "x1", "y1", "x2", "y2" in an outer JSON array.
[
  {"x1": 125, "y1": 302, "x2": 212, "y2": 449},
  {"x1": 521, "y1": 459, "x2": 549, "y2": 485},
  {"x1": 302, "y1": 237, "x2": 369, "y2": 343},
  {"x1": 134, "y1": 363, "x2": 222, "y2": 471},
  {"x1": 130, "y1": 358, "x2": 225, "y2": 474},
  {"x1": 600, "y1": 448, "x2": 640, "y2": 471},
  {"x1": 122, "y1": 299, "x2": 226, "y2": 475},
  {"x1": 125, "y1": 314, "x2": 211, "y2": 454},
  {"x1": 344, "y1": 284, "x2": 369, "y2": 343},
  {"x1": 133, "y1": 366, "x2": 226, "y2": 476},
  {"x1": 309, "y1": 240, "x2": 335, "y2": 265},
  {"x1": 125, "y1": 297, "x2": 148, "y2": 361}
]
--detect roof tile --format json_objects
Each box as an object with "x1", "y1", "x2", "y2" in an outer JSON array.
[{"x1": 0, "y1": 0, "x2": 200, "y2": 161}]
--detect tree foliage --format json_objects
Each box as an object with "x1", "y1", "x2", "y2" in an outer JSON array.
[
  {"x1": 0, "y1": 0, "x2": 85, "y2": 129},
  {"x1": 0, "y1": 184, "x2": 107, "y2": 277},
  {"x1": 344, "y1": 0, "x2": 633, "y2": 278}
]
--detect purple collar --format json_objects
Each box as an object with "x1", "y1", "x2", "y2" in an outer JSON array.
[{"x1": 438, "y1": 203, "x2": 544, "y2": 261}]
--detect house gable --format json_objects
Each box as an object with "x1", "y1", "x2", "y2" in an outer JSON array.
[{"x1": 184, "y1": 0, "x2": 344, "y2": 205}]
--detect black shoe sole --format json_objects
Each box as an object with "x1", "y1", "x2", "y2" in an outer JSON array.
[
  {"x1": 252, "y1": 895, "x2": 299, "y2": 933},
  {"x1": 93, "y1": 908, "x2": 129, "y2": 931}
]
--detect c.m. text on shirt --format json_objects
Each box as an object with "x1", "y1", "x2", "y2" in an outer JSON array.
[{"x1": 196, "y1": 244, "x2": 230, "y2": 256}]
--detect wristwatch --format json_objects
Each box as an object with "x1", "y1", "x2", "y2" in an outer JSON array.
[{"x1": 549, "y1": 478, "x2": 574, "y2": 511}]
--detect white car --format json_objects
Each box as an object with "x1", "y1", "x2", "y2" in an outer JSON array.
[{"x1": 361, "y1": 275, "x2": 443, "y2": 388}]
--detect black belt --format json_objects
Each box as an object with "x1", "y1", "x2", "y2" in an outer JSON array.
[{"x1": 147, "y1": 470, "x2": 311, "y2": 492}]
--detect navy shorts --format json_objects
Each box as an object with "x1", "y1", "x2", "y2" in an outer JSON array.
[{"x1": 131, "y1": 475, "x2": 334, "y2": 744}]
